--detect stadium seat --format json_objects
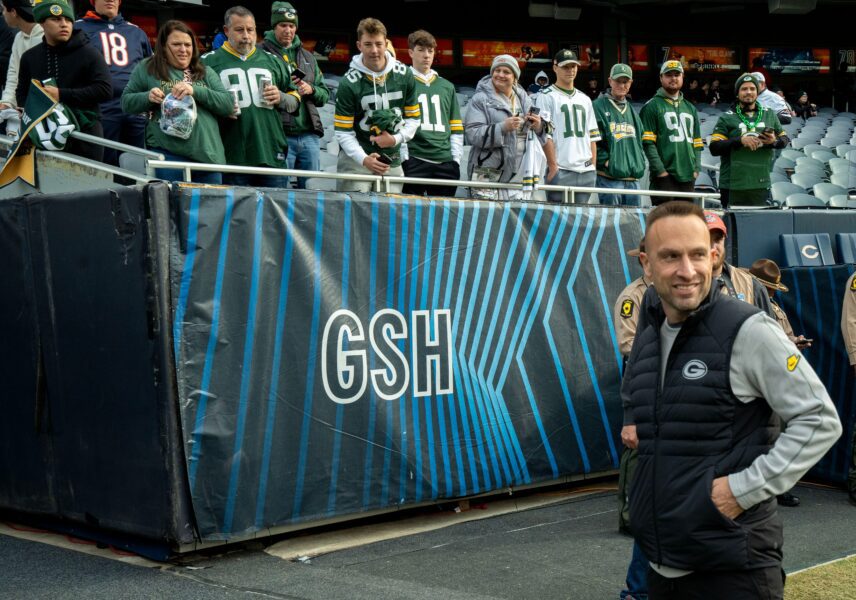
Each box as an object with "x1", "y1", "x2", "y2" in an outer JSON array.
[
  {"x1": 773, "y1": 156, "x2": 795, "y2": 174},
  {"x1": 791, "y1": 138, "x2": 813, "y2": 150},
  {"x1": 785, "y1": 193, "x2": 827, "y2": 208},
  {"x1": 795, "y1": 155, "x2": 825, "y2": 170},
  {"x1": 790, "y1": 172, "x2": 823, "y2": 190},
  {"x1": 780, "y1": 233, "x2": 835, "y2": 267},
  {"x1": 802, "y1": 143, "x2": 826, "y2": 157},
  {"x1": 772, "y1": 181, "x2": 806, "y2": 203},
  {"x1": 821, "y1": 136, "x2": 850, "y2": 148},
  {"x1": 810, "y1": 150, "x2": 837, "y2": 165},
  {"x1": 793, "y1": 164, "x2": 827, "y2": 181},
  {"x1": 829, "y1": 158, "x2": 856, "y2": 174},
  {"x1": 830, "y1": 171, "x2": 856, "y2": 191},
  {"x1": 847, "y1": 149, "x2": 856, "y2": 164},
  {"x1": 118, "y1": 152, "x2": 146, "y2": 176},
  {"x1": 781, "y1": 148, "x2": 804, "y2": 161},
  {"x1": 828, "y1": 194, "x2": 856, "y2": 209},
  {"x1": 694, "y1": 171, "x2": 716, "y2": 193},
  {"x1": 836, "y1": 144, "x2": 856, "y2": 158},
  {"x1": 813, "y1": 182, "x2": 848, "y2": 202},
  {"x1": 770, "y1": 171, "x2": 789, "y2": 184},
  {"x1": 835, "y1": 233, "x2": 856, "y2": 262}
]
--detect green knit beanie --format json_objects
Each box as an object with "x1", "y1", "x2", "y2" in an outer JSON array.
[
  {"x1": 33, "y1": 0, "x2": 74, "y2": 23},
  {"x1": 271, "y1": 2, "x2": 297, "y2": 27}
]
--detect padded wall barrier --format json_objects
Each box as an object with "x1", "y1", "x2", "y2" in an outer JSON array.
[
  {"x1": 778, "y1": 265, "x2": 856, "y2": 484},
  {"x1": 170, "y1": 188, "x2": 647, "y2": 540},
  {"x1": 0, "y1": 184, "x2": 194, "y2": 548}
]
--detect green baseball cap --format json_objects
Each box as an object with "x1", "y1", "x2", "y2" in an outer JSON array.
[
  {"x1": 609, "y1": 63, "x2": 633, "y2": 80},
  {"x1": 659, "y1": 60, "x2": 684, "y2": 75}
]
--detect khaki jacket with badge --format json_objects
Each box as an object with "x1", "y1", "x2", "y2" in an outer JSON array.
[
  {"x1": 614, "y1": 276, "x2": 650, "y2": 357},
  {"x1": 841, "y1": 272, "x2": 856, "y2": 365}
]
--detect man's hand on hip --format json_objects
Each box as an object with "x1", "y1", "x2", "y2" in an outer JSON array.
[{"x1": 711, "y1": 476, "x2": 744, "y2": 520}]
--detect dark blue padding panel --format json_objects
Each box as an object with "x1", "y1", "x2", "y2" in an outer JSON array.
[
  {"x1": 780, "y1": 233, "x2": 836, "y2": 267},
  {"x1": 835, "y1": 233, "x2": 856, "y2": 264},
  {"x1": 793, "y1": 210, "x2": 856, "y2": 259},
  {"x1": 726, "y1": 210, "x2": 794, "y2": 267},
  {"x1": 778, "y1": 265, "x2": 856, "y2": 485}
]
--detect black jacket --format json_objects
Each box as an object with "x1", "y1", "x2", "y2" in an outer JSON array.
[
  {"x1": 15, "y1": 29, "x2": 111, "y2": 117},
  {"x1": 626, "y1": 288, "x2": 782, "y2": 571}
]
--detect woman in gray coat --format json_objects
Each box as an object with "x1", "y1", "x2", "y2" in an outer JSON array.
[{"x1": 464, "y1": 54, "x2": 545, "y2": 200}]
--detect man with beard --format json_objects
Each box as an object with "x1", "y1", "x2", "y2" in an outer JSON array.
[
  {"x1": 593, "y1": 63, "x2": 646, "y2": 205},
  {"x1": 260, "y1": 2, "x2": 330, "y2": 189},
  {"x1": 705, "y1": 211, "x2": 774, "y2": 316},
  {"x1": 639, "y1": 60, "x2": 702, "y2": 204},
  {"x1": 625, "y1": 201, "x2": 840, "y2": 599},
  {"x1": 709, "y1": 73, "x2": 789, "y2": 208},
  {"x1": 16, "y1": 0, "x2": 111, "y2": 161},
  {"x1": 76, "y1": 0, "x2": 151, "y2": 166},
  {"x1": 203, "y1": 6, "x2": 298, "y2": 188}
]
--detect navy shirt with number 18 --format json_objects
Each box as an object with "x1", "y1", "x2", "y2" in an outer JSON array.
[{"x1": 76, "y1": 10, "x2": 153, "y2": 102}]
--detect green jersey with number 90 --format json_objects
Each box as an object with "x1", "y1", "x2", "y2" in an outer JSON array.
[
  {"x1": 639, "y1": 88, "x2": 702, "y2": 182},
  {"x1": 202, "y1": 45, "x2": 294, "y2": 168}
]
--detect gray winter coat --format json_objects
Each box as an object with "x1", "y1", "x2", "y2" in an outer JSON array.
[{"x1": 465, "y1": 75, "x2": 545, "y2": 183}]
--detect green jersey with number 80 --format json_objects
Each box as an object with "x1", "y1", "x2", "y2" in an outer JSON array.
[
  {"x1": 202, "y1": 45, "x2": 295, "y2": 168},
  {"x1": 639, "y1": 88, "x2": 702, "y2": 182}
]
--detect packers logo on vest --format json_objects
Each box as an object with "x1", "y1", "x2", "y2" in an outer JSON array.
[
  {"x1": 682, "y1": 359, "x2": 708, "y2": 380},
  {"x1": 620, "y1": 299, "x2": 634, "y2": 319},
  {"x1": 787, "y1": 354, "x2": 800, "y2": 372},
  {"x1": 850, "y1": 277, "x2": 856, "y2": 292}
]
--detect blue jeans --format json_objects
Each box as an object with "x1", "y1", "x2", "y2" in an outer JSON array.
[
  {"x1": 546, "y1": 168, "x2": 597, "y2": 203},
  {"x1": 620, "y1": 541, "x2": 649, "y2": 600},
  {"x1": 596, "y1": 176, "x2": 642, "y2": 206},
  {"x1": 286, "y1": 133, "x2": 321, "y2": 189},
  {"x1": 224, "y1": 170, "x2": 289, "y2": 190},
  {"x1": 150, "y1": 147, "x2": 222, "y2": 185}
]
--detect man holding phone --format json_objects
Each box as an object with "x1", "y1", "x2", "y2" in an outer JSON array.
[
  {"x1": 333, "y1": 17, "x2": 419, "y2": 193},
  {"x1": 709, "y1": 73, "x2": 789, "y2": 208},
  {"x1": 260, "y1": 2, "x2": 330, "y2": 189}
]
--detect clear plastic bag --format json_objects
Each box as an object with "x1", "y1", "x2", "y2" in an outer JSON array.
[{"x1": 159, "y1": 93, "x2": 197, "y2": 140}]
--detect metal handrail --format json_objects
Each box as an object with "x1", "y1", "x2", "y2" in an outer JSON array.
[
  {"x1": 144, "y1": 160, "x2": 722, "y2": 206},
  {"x1": 39, "y1": 149, "x2": 156, "y2": 184},
  {"x1": 0, "y1": 131, "x2": 164, "y2": 161},
  {"x1": 68, "y1": 131, "x2": 165, "y2": 160}
]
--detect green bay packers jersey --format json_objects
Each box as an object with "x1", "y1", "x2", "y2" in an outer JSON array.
[
  {"x1": 534, "y1": 86, "x2": 601, "y2": 172},
  {"x1": 711, "y1": 108, "x2": 784, "y2": 190},
  {"x1": 639, "y1": 89, "x2": 702, "y2": 182},
  {"x1": 409, "y1": 71, "x2": 463, "y2": 163},
  {"x1": 202, "y1": 44, "x2": 296, "y2": 168}
]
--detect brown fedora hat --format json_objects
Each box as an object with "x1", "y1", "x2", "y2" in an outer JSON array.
[
  {"x1": 627, "y1": 238, "x2": 645, "y2": 257},
  {"x1": 749, "y1": 258, "x2": 789, "y2": 292}
]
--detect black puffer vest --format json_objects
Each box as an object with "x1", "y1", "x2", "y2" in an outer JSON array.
[{"x1": 626, "y1": 289, "x2": 782, "y2": 571}]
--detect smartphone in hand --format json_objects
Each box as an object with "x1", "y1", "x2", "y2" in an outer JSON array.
[{"x1": 291, "y1": 67, "x2": 307, "y2": 80}]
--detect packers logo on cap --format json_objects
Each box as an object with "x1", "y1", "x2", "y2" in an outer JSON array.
[
  {"x1": 50, "y1": 4, "x2": 62, "y2": 14},
  {"x1": 620, "y1": 299, "x2": 634, "y2": 319},
  {"x1": 787, "y1": 354, "x2": 800, "y2": 372}
]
